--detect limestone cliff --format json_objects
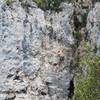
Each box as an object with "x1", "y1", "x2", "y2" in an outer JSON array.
[{"x1": 0, "y1": 0, "x2": 99, "y2": 100}]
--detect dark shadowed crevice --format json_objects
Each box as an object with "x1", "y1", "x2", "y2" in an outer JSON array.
[
  {"x1": 68, "y1": 78, "x2": 74, "y2": 99},
  {"x1": 5, "y1": 94, "x2": 16, "y2": 100}
]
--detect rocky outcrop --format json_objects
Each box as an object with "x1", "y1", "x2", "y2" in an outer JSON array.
[
  {"x1": 87, "y1": 2, "x2": 100, "y2": 55},
  {"x1": 0, "y1": 0, "x2": 100, "y2": 100},
  {"x1": 0, "y1": 0, "x2": 75, "y2": 100}
]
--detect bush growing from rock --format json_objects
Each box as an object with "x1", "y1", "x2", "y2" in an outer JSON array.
[
  {"x1": 6, "y1": 0, "x2": 13, "y2": 6},
  {"x1": 33, "y1": 0, "x2": 63, "y2": 11}
]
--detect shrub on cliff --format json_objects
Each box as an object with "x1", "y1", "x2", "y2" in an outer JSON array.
[
  {"x1": 6, "y1": 0, "x2": 13, "y2": 6},
  {"x1": 33, "y1": 0, "x2": 63, "y2": 11}
]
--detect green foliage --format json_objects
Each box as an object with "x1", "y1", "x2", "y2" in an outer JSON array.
[
  {"x1": 6, "y1": 0, "x2": 12, "y2": 6},
  {"x1": 5, "y1": 0, "x2": 77, "y2": 11},
  {"x1": 73, "y1": 31, "x2": 81, "y2": 41},
  {"x1": 73, "y1": 31, "x2": 82, "y2": 47},
  {"x1": 47, "y1": 0, "x2": 62, "y2": 11},
  {"x1": 33, "y1": 0, "x2": 46, "y2": 10},
  {"x1": 33, "y1": 0, "x2": 64, "y2": 11},
  {"x1": 19, "y1": 0, "x2": 28, "y2": 8},
  {"x1": 81, "y1": 9, "x2": 90, "y2": 27},
  {"x1": 75, "y1": 43, "x2": 100, "y2": 100}
]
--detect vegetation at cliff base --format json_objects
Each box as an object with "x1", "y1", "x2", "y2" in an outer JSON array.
[{"x1": 75, "y1": 42, "x2": 100, "y2": 100}]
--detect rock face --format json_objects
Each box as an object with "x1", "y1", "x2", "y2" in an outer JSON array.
[
  {"x1": 0, "y1": 0, "x2": 100, "y2": 99},
  {"x1": 87, "y1": 2, "x2": 100, "y2": 55},
  {"x1": 0, "y1": 0, "x2": 75, "y2": 100}
]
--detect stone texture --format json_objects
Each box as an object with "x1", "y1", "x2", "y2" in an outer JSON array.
[
  {"x1": 0, "y1": 0, "x2": 74, "y2": 100},
  {"x1": 87, "y1": 2, "x2": 100, "y2": 55}
]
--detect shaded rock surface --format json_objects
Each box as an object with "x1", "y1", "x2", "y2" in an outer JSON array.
[{"x1": 87, "y1": 2, "x2": 100, "y2": 55}]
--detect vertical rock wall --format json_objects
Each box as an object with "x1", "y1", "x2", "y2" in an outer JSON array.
[
  {"x1": 0, "y1": 0, "x2": 100, "y2": 100},
  {"x1": 87, "y1": 2, "x2": 100, "y2": 55},
  {"x1": 0, "y1": 0, "x2": 75, "y2": 100}
]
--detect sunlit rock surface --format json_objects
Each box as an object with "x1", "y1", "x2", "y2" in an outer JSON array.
[{"x1": 0, "y1": 0, "x2": 75, "y2": 100}]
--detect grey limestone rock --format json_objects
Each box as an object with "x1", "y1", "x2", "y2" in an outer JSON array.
[
  {"x1": 87, "y1": 2, "x2": 100, "y2": 55},
  {"x1": 0, "y1": 0, "x2": 75, "y2": 100}
]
